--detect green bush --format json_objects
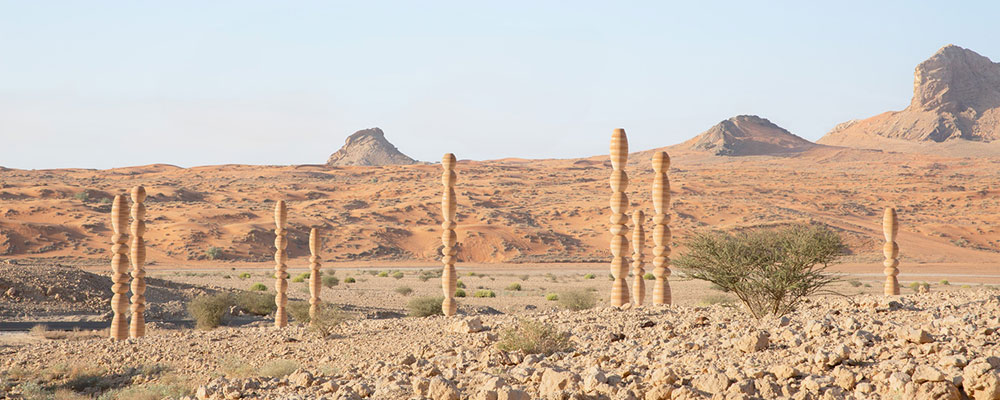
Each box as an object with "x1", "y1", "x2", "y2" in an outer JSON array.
[
  {"x1": 322, "y1": 275, "x2": 339, "y2": 288},
  {"x1": 188, "y1": 293, "x2": 233, "y2": 330},
  {"x1": 558, "y1": 289, "x2": 596, "y2": 311},
  {"x1": 234, "y1": 291, "x2": 276, "y2": 316},
  {"x1": 473, "y1": 290, "x2": 496, "y2": 298},
  {"x1": 940, "y1": 280, "x2": 950, "y2": 286},
  {"x1": 377, "y1": 271, "x2": 389, "y2": 277},
  {"x1": 392, "y1": 271, "x2": 404, "y2": 279},
  {"x1": 455, "y1": 289, "x2": 467, "y2": 297},
  {"x1": 545, "y1": 293, "x2": 559, "y2": 301},
  {"x1": 643, "y1": 272, "x2": 655, "y2": 280},
  {"x1": 74, "y1": 191, "x2": 90, "y2": 202},
  {"x1": 583, "y1": 273, "x2": 596, "y2": 279},
  {"x1": 206, "y1": 247, "x2": 223, "y2": 260},
  {"x1": 287, "y1": 300, "x2": 311, "y2": 323},
  {"x1": 291, "y1": 272, "x2": 310, "y2": 283},
  {"x1": 674, "y1": 224, "x2": 844, "y2": 318},
  {"x1": 506, "y1": 283, "x2": 522, "y2": 291},
  {"x1": 407, "y1": 296, "x2": 444, "y2": 317},
  {"x1": 344, "y1": 277, "x2": 356, "y2": 283},
  {"x1": 496, "y1": 319, "x2": 572, "y2": 355},
  {"x1": 456, "y1": 280, "x2": 466, "y2": 289},
  {"x1": 394, "y1": 286, "x2": 413, "y2": 296},
  {"x1": 249, "y1": 283, "x2": 267, "y2": 291},
  {"x1": 238, "y1": 272, "x2": 252, "y2": 279}
]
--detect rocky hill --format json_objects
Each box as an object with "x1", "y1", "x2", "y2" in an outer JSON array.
[
  {"x1": 675, "y1": 115, "x2": 818, "y2": 156},
  {"x1": 819, "y1": 45, "x2": 1000, "y2": 149},
  {"x1": 326, "y1": 128, "x2": 417, "y2": 167}
]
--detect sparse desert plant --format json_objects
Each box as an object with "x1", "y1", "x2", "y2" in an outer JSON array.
[
  {"x1": 674, "y1": 224, "x2": 844, "y2": 318},
  {"x1": 545, "y1": 293, "x2": 559, "y2": 301},
  {"x1": 473, "y1": 289, "x2": 496, "y2": 298},
  {"x1": 557, "y1": 289, "x2": 596, "y2": 311},
  {"x1": 249, "y1": 283, "x2": 267, "y2": 291},
  {"x1": 377, "y1": 271, "x2": 389, "y2": 277},
  {"x1": 73, "y1": 191, "x2": 90, "y2": 202},
  {"x1": 238, "y1": 272, "x2": 251, "y2": 279},
  {"x1": 455, "y1": 289, "x2": 467, "y2": 297},
  {"x1": 584, "y1": 273, "x2": 596, "y2": 279},
  {"x1": 519, "y1": 274, "x2": 530, "y2": 281},
  {"x1": 496, "y1": 319, "x2": 572, "y2": 355},
  {"x1": 205, "y1": 247, "x2": 223, "y2": 260},
  {"x1": 291, "y1": 272, "x2": 310, "y2": 283},
  {"x1": 407, "y1": 296, "x2": 444, "y2": 317},
  {"x1": 392, "y1": 271, "x2": 404, "y2": 279},
  {"x1": 699, "y1": 294, "x2": 737, "y2": 307},
  {"x1": 234, "y1": 290, "x2": 275, "y2": 316},
  {"x1": 456, "y1": 280, "x2": 466, "y2": 288},
  {"x1": 258, "y1": 359, "x2": 300, "y2": 378},
  {"x1": 188, "y1": 293, "x2": 233, "y2": 330},
  {"x1": 287, "y1": 300, "x2": 310, "y2": 322},
  {"x1": 607, "y1": 273, "x2": 615, "y2": 281},
  {"x1": 322, "y1": 275, "x2": 339, "y2": 288},
  {"x1": 344, "y1": 277, "x2": 356, "y2": 283},
  {"x1": 395, "y1": 286, "x2": 413, "y2": 296},
  {"x1": 940, "y1": 280, "x2": 950, "y2": 285},
  {"x1": 308, "y1": 304, "x2": 348, "y2": 337},
  {"x1": 506, "y1": 283, "x2": 522, "y2": 291},
  {"x1": 848, "y1": 280, "x2": 863, "y2": 287},
  {"x1": 643, "y1": 272, "x2": 655, "y2": 280}
]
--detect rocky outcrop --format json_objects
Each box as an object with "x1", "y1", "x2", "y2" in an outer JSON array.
[
  {"x1": 820, "y1": 45, "x2": 1000, "y2": 147},
  {"x1": 676, "y1": 115, "x2": 817, "y2": 156},
  {"x1": 326, "y1": 128, "x2": 417, "y2": 166}
]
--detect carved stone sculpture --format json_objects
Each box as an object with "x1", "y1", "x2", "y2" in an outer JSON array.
[
  {"x1": 441, "y1": 153, "x2": 459, "y2": 316},
  {"x1": 883, "y1": 207, "x2": 900, "y2": 295},
  {"x1": 609, "y1": 129, "x2": 630, "y2": 307},
  {"x1": 651, "y1": 151, "x2": 672, "y2": 305},
  {"x1": 631, "y1": 210, "x2": 646, "y2": 306},
  {"x1": 129, "y1": 186, "x2": 147, "y2": 338},
  {"x1": 274, "y1": 200, "x2": 289, "y2": 327},
  {"x1": 109, "y1": 195, "x2": 130, "y2": 340},
  {"x1": 308, "y1": 228, "x2": 322, "y2": 324}
]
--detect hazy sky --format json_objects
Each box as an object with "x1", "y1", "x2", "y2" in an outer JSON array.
[{"x1": 2, "y1": 1, "x2": 998, "y2": 169}]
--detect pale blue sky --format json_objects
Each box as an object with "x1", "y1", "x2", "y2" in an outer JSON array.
[{"x1": 1, "y1": 1, "x2": 997, "y2": 169}]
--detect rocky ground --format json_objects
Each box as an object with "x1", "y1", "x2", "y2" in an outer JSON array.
[{"x1": 2, "y1": 287, "x2": 999, "y2": 399}]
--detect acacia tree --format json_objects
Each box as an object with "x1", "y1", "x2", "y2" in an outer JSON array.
[{"x1": 674, "y1": 224, "x2": 844, "y2": 318}]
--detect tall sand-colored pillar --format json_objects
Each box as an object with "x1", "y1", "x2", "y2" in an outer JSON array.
[
  {"x1": 609, "y1": 129, "x2": 630, "y2": 307},
  {"x1": 274, "y1": 200, "x2": 289, "y2": 327},
  {"x1": 651, "y1": 151, "x2": 672, "y2": 305},
  {"x1": 441, "y1": 153, "x2": 459, "y2": 316},
  {"x1": 129, "y1": 186, "x2": 147, "y2": 338},
  {"x1": 308, "y1": 228, "x2": 322, "y2": 324},
  {"x1": 883, "y1": 207, "x2": 900, "y2": 295},
  {"x1": 631, "y1": 210, "x2": 646, "y2": 306},
  {"x1": 109, "y1": 195, "x2": 130, "y2": 340}
]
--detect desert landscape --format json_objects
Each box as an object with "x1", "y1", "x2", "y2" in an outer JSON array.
[{"x1": 2, "y1": 32, "x2": 1000, "y2": 400}]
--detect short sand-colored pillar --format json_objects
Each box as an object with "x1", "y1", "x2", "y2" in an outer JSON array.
[
  {"x1": 441, "y1": 153, "x2": 459, "y2": 316},
  {"x1": 129, "y1": 186, "x2": 147, "y2": 338},
  {"x1": 631, "y1": 210, "x2": 646, "y2": 306},
  {"x1": 308, "y1": 228, "x2": 322, "y2": 324},
  {"x1": 883, "y1": 207, "x2": 900, "y2": 296},
  {"x1": 651, "y1": 151, "x2": 672, "y2": 305},
  {"x1": 109, "y1": 195, "x2": 130, "y2": 340},
  {"x1": 609, "y1": 129, "x2": 630, "y2": 307},
  {"x1": 274, "y1": 200, "x2": 289, "y2": 328}
]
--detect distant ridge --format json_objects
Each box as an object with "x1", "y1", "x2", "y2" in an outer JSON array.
[
  {"x1": 326, "y1": 128, "x2": 417, "y2": 167},
  {"x1": 675, "y1": 115, "x2": 818, "y2": 156}
]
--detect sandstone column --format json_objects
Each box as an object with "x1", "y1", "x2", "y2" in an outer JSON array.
[
  {"x1": 609, "y1": 129, "x2": 630, "y2": 307},
  {"x1": 109, "y1": 195, "x2": 130, "y2": 340},
  {"x1": 883, "y1": 207, "x2": 900, "y2": 296},
  {"x1": 651, "y1": 151, "x2": 672, "y2": 305},
  {"x1": 441, "y1": 153, "x2": 459, "y2": 316},
  {"x1": 274, "y1": 200, "x2": 289, "y2": 328},
  {"x1": 308, "y1": 228, "x2": 322, "y2": 324},
  {"x1": 631, "y1": 210, "x2": 646, "y2": 306},
  {"x1": 129, "y1": 186, "x2": 147, "y2": 338}
]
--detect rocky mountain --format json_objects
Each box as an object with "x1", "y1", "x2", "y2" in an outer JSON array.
[
  {"x1": 675, "y1": 115, "x2": 818, "y2": 156},
  {"x1": 326, "y1": 128, "x2": 417, "y2": 166},
  {"x1": 819, "y1": 45, "x2": 1000, "y2": 148}
]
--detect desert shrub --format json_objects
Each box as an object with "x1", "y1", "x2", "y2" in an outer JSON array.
[
  {"x1": 307, "y1": 304, "x2": 348, "y2": 337},
  {"x1": 940, "y1": 280, "x2": 950, "y2": 285},
  {"x1": 847, "y1": 280, "x2": 863, "y2": 287},
  {"x1": 418, "y1": 270, "x2": 441, "y2": 282},
  {"x1": 407, "y1": 296, "x2": 444, "y2": 317},
  {"x1": 74, "y1": 192, "x2": 90, "y2": 202},
  {"x1": 455, "y1": 289, "x2": 467, "y2": 297},
  {"x1": 377, "y1": 271, "x2": 389, "y2": 277},
  {"x1": 545, "y1": 293, "x2": 559, "y2": 301},
  {"x1": 188, "y1": 293, "x2": 233, "y2": 330},
  {"x1": 234, "y1": 291, "x2": 275, "y2": 316},
  {"x1": 100, "y1": 373, "x2": 195, "y2": 400},
  {"x1": 237, "y1": 272, "x2": 251, "y2": 279},
  {"x1": 674, "y1": 224, "x2": 844, "y2": 318},
  {"x1": 496, "y1": 319, "x2": 572, "y2": 355},
  {"x1": 395, "y1": 286, "x2": 413, "y2": 296},
  {"x1": 205, "y1": 247, "x2": 223, "y2": 260},
  {"x1": 909, "y1": 282, "x2": 931, "y2": 292},
  {"x1": 506, "y1": 283, "x2": 522, "y2": 291},
  {"x1": 344, "y1": 277, "x2": 356, "y2": 283},
  {"x1": 699, "y1": 294, "x2": 737, "y2": 307},
  {"x1": 643, "y1": 272, "x2": 655, "y2": 280},
  {"x1": 290, "y1": 272, "x2": 308, "y2": 283},
  {"x1": 322, "y1": 275, "x2": 339, "y2": 287},
  {"x1": 557, "y1": 289, "x2": 596, "y2": 311},
  {"x1": 217, "y1": 356, "x2": 256, "y2": 378},
  {"x1": 473, "y1": 290, "x2": 496, "y2": 298},
  {"x1": 456, "y1": 280, "x2": 466, "y2": 288},
  {"x1": 249, "y1": 283, "x2": 267, "y2": 291},
  {"x1": 607, "y1": 273, "x2": 615, "y2": 281},
  {"x1": 258, "y1": 359, "x2": 299, "y2": 378},
  {"x1": 392, "y1": 271, "x2": 404, "y2": 279},
  {"x1": 519, "y1": 274, "x2": 530, "y2": 281},
  {"x1": 287, "y1": 300, "x2": 311, "y2": 322},
  {"x1": 584, "y1": 273, "x2": 596, "y2": 279}
]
